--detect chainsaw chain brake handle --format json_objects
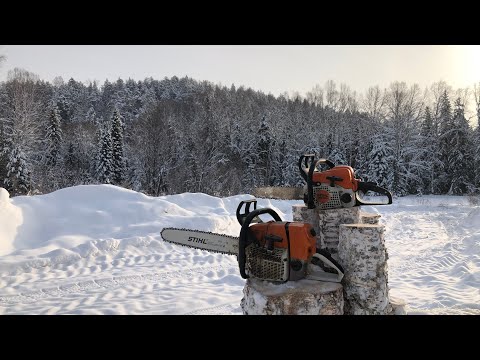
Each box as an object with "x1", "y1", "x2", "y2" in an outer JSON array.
[
  {"x1": 298, "y1": 155, "x2": 336, "y2": 209},
  {"x1": 356, "y1": 181, "x2": 393, "y2": 206},
  {"x1": 298, "y1": 154, "x2": 335, "y2": 182},
  {"x1": 236, "y1": 199, "x2": 260, "y2": 226},
  {"x1": 238, "y1": 207, "x2": 282, "y2": 279}
]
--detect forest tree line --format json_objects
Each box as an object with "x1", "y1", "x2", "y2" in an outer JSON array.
[{"x1": 1, "y1": 67, "x2": 479, "y2": 198}]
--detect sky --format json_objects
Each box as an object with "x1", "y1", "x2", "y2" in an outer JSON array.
[
  {"x1": 0, "y1": 45, "x2": 479, "y2": 118},
  {"x1": 1, "y1": 45, "x2": 480, "y2": 94}
]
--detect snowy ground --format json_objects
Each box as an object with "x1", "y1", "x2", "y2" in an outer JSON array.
[{"x1": 0, "y1": 185, "x2": 478, "y2": 315}]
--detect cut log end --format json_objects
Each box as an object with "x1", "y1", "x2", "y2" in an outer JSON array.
[{"x1": 241, "y1": 278, "x2": 344, "y2": 315}]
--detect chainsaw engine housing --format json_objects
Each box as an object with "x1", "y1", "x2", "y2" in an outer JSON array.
[
  {"x1": 236, "y1": 199, "x2": 344, "y2": 283},
  {"x1": 298, "y1": 154, "x2": 393, "y2": 209},
  {"x1": 246, "y1": 222, "x2": 317, "y2": 281},
  {"x1": 306, "y1": 165, "x2": 357, "y2": 210}
]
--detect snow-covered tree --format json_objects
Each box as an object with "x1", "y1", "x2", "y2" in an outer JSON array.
[
  {"x1": 328, "y1": 148, "x2": 347, "y2": 165},
  {"x1": 86, "y1": 106, "x2": 96, "y2": 124},
  {"x1": 95, "y1": 122, "x2": 113, "y2": 184},
  {"x1": 0, "y1": 71, "x2": 478, "y2": 198},
  {"x1": 186, "y1": 93, "x2": 229, "y2": 194},
  {"x1": 0, "y1": 69, "x2": 43, "y2": 194},
  {"x1": 474, "y1": 84, "x2": 480, "y2": 191},
  {"x1": 384, "y1": 82, "x2": 424, "y2": 195},
  {"x1": 366, "y1": 134, "x2": 392, "y2": 189},
  {"x1": 130, "y1": 100, "x2": 176, "y2": 195},
  {"x1": 437, "y1": 90, "x2": 455, "y2": 193},
  {"x1": 4, "y1": 145, "x2": 31, "y2": 195},
  {"x1": 417, "y1": 107, "x2": 442, "y2": 194},
  {"x1": 476, "y1": 121, "x2": 480, "y2": 191},
  {"x1": 44, "y1": 104, "x2": 63, "y2": 166},
  {"x1": 449, "y1": 98, "x2": 474, "y2": 194},
  {"x1": 255, "y1": 115, "x2": 277, "y2": 187},
  {"x1": 110, "y1": 108, "x2": 125, "y2": 185}
]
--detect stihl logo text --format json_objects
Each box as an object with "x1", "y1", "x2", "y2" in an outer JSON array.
[{"x1": 188, "y1": 236, "x2": 207, "y2": 244}]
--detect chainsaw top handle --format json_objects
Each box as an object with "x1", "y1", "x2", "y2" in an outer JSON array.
[
  {"x1": 238, "y1": 207, "x2": 282, "y2": 279},
  {"x1": 298, "y1": 154, "x2": 335, "y2": 182}
]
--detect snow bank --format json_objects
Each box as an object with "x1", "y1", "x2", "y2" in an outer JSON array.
[
  {"x1": 2, "y1": 185, "x2": 296, "y2": 260},
  {"x1": 0, "y1": 188, "x2": 23, "y2": 256}
]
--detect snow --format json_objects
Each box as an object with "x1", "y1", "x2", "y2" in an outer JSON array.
[
  {"x1": 0, "y1": 188, "x2": 23, "y2": 256},
  {"x1": 0, "y1": 185, "x2": 479, "y2": 315}
]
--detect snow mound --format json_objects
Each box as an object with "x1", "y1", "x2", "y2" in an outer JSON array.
[{"x1": 0, "y1": 188, "x2": 23, "y2": 256}]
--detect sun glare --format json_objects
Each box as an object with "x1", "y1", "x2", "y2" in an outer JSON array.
[{"x1": 454, "y1": 46, "x2": 480, "y2": 86}]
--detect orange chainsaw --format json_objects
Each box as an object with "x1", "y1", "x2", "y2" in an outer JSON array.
[
  {"x1": 161, "y1": 199, "x2": 344, "y2": 283},
  {"x1": 299, "y1": 154, "x2": 393, "y2": 210}
]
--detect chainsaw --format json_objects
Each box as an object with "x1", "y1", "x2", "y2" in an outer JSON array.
[
  {"x1": 160, "y1": 199, "x2": 344, "y2": 283},
  {"x1": 298, "y1": 154, "x2": 393, "y2": 210}
]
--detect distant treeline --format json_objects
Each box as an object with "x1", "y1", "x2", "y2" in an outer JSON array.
[{"x1": 1, "y1": 68, "x2": 479, "y2": 197}]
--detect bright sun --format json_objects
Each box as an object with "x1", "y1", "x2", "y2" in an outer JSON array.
[{"x1": 454, "y1": 46, "x2": 480, "y2": 86}]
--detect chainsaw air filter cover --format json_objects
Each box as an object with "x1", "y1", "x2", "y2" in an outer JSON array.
[
  {"x1": 246, "y1": 244, "x2": 289, "y2": 282},
  {"x1": 312, "y1": 184, "x2": 355, "y2": 209}
]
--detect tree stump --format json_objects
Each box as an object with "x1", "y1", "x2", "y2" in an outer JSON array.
[
  {"x1": 338, "y1": 224, "x2": 393, "y2": 315},
  {"x1": 292, "y1": 204, "x2": 321, "y2": 238},
  {"x1": 360, "y1": 212, "x2": 381, "y2": 225},
  {"x1": 293, "y1": 205, "x2": 362, "y2": 261},
  {"x1": 241, "y1": 278, "x2": 344, "y2": 315},
  {"x1": 291, "y1": 204, "x2": 406, "y2": 315}
]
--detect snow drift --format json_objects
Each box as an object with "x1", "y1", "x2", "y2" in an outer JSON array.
[{"x1": 0, "y1": 188, "x2": 23, "y2": 256}]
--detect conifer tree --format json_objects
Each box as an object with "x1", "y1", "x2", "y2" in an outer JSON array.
[
  {"x1": 257, "y1": 115, "x2": 275, "y2": 186},
  {"x1": 4, "y1": 145, "x2": 31, "y2": 195},
  {"x1": 45, "y1": 104, "x2": 63, "y2": 166},
  {"x1": 366, "y1": 135, "x2": 392, "y2": 189},
  {"x1": 95, "y1": 122, "x2": 113, "y2": 184},
  {"x1": 449, "y1": 98, "x2": 474, "y2": 194},
  {"x1": 437, "y1": 90, "x2": 455, "y2": 193},
  {"x1": 110, "y1": 108, "x2": 125, "y2": 185}
]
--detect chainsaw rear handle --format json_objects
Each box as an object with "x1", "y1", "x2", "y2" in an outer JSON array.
[
  {"x1": 356, "y1": 181, "x2": 393, "y2": 206},
  {"x1": 238, "y1": 208, "x2": 282, "y2": 279}
]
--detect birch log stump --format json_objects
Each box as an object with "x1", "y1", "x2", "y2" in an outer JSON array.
[
  {"x1": 241, "y1": 278, "x2": 344, "y2": 315},
  {"x1": 293, "y1": 205, "x2": 362, "y2": 261},
  {"x1": 360, "y1": 212, "x2": 381, "y2": 225},
  {"x1": 292, "y1": 204, "x2": 406, "y2": 315},
  {"x1": 338, "y1": 224, "x2": 393, "y2": 315}
]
